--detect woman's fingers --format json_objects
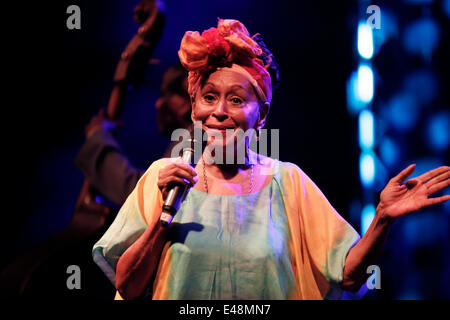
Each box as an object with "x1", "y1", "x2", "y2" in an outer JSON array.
[
  {"x1": 157, "y1": 175, "x2": 197, "y2": 200},
  {"x1": 424, "y1": 195, "x2": 450, "y2": 207},
  {"x1": 418, "y1": 166, "x2": 450, "y2": 184},
  {"x1": 158, "y1": 170, "x2": 197, "y2": 187},
  {"x1": 392, "y1": 165, "x2": 449, "y2": 187},
  {"x1": 159, "y1": 176, "x2": 194, "y2": 189},
  {"x1": 157, "y1": 161, "x2": 198, "y2": 195},
  {"x1": 427, "y1": 178, "x2": 450, "y2": 195},
  {"x1": 173, "y1": 161, "x2": 198, "y2": 178},
  {"x1": 391, "y1": 164, "x2": 416, "y2": 184},
  {"x1": 423, "y1": 167, "x2": 450, "y2": 185},
  {"x1": 163, "y1": 165, "x2": 198, "y2": 185}
]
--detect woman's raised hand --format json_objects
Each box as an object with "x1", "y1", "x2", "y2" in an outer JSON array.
[
  {"x1": 157, "y1": 158, "x2": 198, "y2": 201},
  {"x1": 377, "y1": 164, "x2": 450, "y2": 220}
]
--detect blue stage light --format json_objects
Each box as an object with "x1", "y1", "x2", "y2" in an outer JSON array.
[
  {"x1": 372, "y1": 9, "x2": 398, "y2": 50},
  {"x1": 360, "y1": 151, "x2": 375, "y2": 187},
  {"x1": 379, "y1": 137, "x2": 399, "y2": 168},
  {"x1": 409, "y1": 157, "x2": 444, "y2": 180},
  {"x1": 384, "y1": 93, "x2": 419, "y2": 131},
  {"x1": 346, "y1": 72, "x2": 364, "y2": 115},
  {"x1": 361, "y1": 203, "x2": 376, "y2": 235},
  {"x1": 425, "y1": 112, "x2": 450, "y2": 152},
  {"x1": 357, "y1": 64, "x2": 374, "y2": 103},
  {"x1": 403, "y1": 69, "x2": 438, "y2": 107},
  {"x1": 358, "y1": 22, "x2": 374, "y2": 59},
  {"x1": 359, "y1": 109, "x2": 375, "y2": 150},
  {"x1": 444, "y1": 0, "x2": 450, "y2": 18},
  {"x1": 403, "y1": 18, "x2": 439, "y2": 60}
]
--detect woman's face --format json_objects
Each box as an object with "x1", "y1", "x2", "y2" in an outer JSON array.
[{"x1": 192, "y1": 68, "x2": 267, "y2": 159}]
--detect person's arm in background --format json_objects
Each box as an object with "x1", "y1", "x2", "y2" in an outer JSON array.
[{"x1": 75, "y1": 109, "x2": 144, "y2": 206}]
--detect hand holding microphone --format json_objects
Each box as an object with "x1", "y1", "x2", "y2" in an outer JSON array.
[
  {"x1": 157, "y1": 126, "x2": 206, "y2": 226},
  {"x1": 157, "y1": 157, "x2": 198, "y2": 202},
  {"x1": 157, "y1": 157, "x2": 198, "y2": 225}
]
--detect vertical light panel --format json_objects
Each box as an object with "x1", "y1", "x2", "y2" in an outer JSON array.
[
  {"x1": 359, "y1": 109, "x2": 375, "y2": 150},
  {"x1": 357, "y1": 64, "x2": 374, "y2": 103},
  {"x1": 361, "y1": 204, "x2": 376, "y2": 235},
  {"x1": 360, "y1": 151, "x2": 375, "y2": 188},
  {"x1": 347, "y1": 8, "x2": 378, "y2": 235},
  {"x1": 358, "y1": 22, "x2": 374, "y2": 59}
]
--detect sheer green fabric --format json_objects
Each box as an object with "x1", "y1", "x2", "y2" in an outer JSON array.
[
  {"x1": 164, "y1": 175, "x2": 296, "y2": 299},
  {"x1": 93, "y1": 158, "x2": 363, "y2": 299}
]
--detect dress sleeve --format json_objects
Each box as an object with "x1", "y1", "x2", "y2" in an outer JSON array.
[
  {"x1": 278, "y1": 162, "x2": 364, "y2": 299},
  {"x1": 92, "y1": 158, "x2": 169, "y2": 286}
]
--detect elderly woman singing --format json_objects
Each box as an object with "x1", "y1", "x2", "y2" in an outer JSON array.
[{"x1": 92, "y1": 19, "x2": 450, "y2": 300}]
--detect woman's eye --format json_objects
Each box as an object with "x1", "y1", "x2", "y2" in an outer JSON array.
[
  {"x1": 230, "y1": 97, "x2": 243, "y2": 104},
  {"x1": 203, "y1": 94, "x2": 215, "y2": 102}
]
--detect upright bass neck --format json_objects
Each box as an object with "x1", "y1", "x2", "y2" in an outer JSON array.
[
  {"x1": 73, "y1": 0, "x2": 166, "y2": 234},
  {"x1": 107, "y1": 0, "x2": 166, "y2": 120}
]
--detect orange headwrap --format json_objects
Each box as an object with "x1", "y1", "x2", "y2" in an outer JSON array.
[{"x1": 178, "y1": 19, "x2": 272, "y2": 104}]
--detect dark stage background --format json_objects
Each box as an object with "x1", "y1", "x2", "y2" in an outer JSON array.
[{"x1": 3, "y1": 0, "x2": 449, "y2": 300}]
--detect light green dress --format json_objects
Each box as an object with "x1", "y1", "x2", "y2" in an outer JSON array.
[
  {"x1": 164, "y1": 175, "x2": 296, "y2": 299},
  {"x1": 93, "y1": 158, "x2": 362, "y2": 300}
]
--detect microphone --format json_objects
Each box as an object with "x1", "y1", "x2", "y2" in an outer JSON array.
[{"x1": 160, "y1": 126, "x2": 205, "y2": 226}]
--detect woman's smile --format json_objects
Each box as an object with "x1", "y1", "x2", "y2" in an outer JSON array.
[{"x1": 204, "y1": 124, "x2": 236, "y2": 131}]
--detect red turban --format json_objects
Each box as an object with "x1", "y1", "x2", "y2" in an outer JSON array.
[{"x1": 178, "y1": 19, "x2": 272, "y2": 104}]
